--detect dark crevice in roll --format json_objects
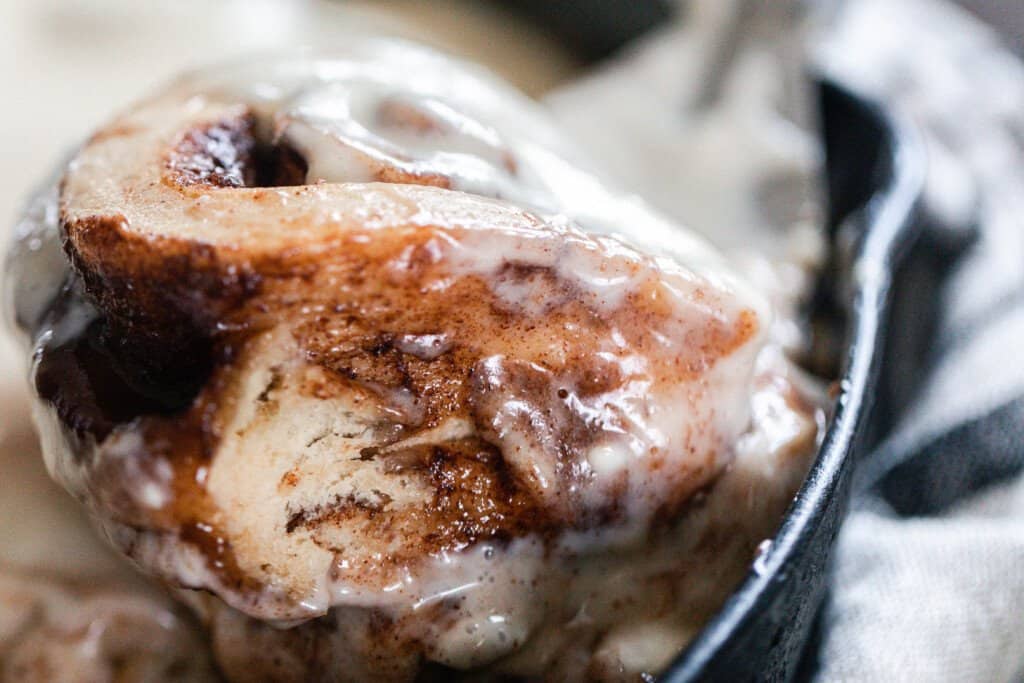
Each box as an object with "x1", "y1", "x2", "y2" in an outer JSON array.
[
  {"x1": 34, "y1": 279, "x2": 209, "y2": 442},
  {"x1": 166, "y1": 113, "x2": 308, "y2": 190}
]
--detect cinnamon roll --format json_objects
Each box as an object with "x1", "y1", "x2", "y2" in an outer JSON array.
[{"x1": 5, "y1": 40, "x2": 826, "y2": 682}]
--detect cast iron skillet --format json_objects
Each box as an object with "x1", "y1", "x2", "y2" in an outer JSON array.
[{"x1": 499, "y1": 2, "x2": 926, "y2": 678}]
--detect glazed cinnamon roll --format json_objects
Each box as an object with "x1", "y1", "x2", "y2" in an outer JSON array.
[{"x1": 6, "y1": 40, "x2": 825, "y2": 682}]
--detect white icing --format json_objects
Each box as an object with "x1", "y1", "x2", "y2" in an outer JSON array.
[{"x1": 8, "y1": 37, "x2": 829, "y2": 681}]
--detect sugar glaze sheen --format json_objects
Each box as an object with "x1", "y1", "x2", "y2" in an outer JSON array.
[{"x1": 7, "y1": 39, "x2": 827, "y2": 682}]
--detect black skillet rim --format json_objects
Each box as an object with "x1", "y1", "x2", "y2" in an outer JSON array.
[{"x1": 660, "y1": 79, "x2": 927, "y2": 680}]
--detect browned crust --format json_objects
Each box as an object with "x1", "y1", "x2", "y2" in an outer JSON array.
[{"x1": 62, "y1": 212, "x2": 260, "y2": 333}]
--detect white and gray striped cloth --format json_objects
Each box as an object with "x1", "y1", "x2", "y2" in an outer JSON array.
[{"x1": 817, "y1": 1, "x2": 1024, "y2": 680}]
